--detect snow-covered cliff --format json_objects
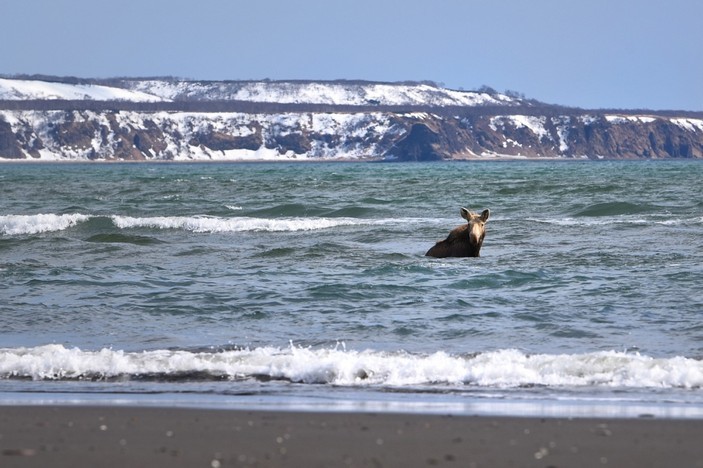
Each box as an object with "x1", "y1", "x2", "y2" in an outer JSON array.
[
  {"x1": 1, "y1": 77, "x2": 702, "y2": 161},
  {"x1": 0, "y1": 109, "x2": 404, "y2": 161}
]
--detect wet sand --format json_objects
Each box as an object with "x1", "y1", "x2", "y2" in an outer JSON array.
[{"x1": 1, "y1": 406, "x2": 702, "y2": 467}]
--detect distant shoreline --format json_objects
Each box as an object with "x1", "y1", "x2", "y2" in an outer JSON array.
[
  {"x1": 0, "y1": 154, "x2": 610, "y2": 164},
  {"x1": 1, "y1": 156, "x2": 691, "y2": 164}
]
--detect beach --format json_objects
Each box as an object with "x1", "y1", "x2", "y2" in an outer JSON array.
[{"x1": 1, "y1": 406, "x2": 702, "y2": 467}]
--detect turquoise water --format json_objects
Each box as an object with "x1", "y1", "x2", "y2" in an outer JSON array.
[{"x1": 1, "y1": 160, "x2": 702, "y2": 416}]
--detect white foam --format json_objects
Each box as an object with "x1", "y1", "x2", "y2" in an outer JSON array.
[
  {"x1": 110, "y1": 215, "x2": 369, "y2": 232},
  {"x1": 0, "y1": 213, "x2": 90, "y2": 235},
  {"x1": 528, "y1": 216, "x2": 699, "y2": 227},
  {"x1": 0, "y1": 213, "x2": 426, "y2": 235},
  {"x1": 2, "y1": 345, "x2": 702, "y2": 389}
]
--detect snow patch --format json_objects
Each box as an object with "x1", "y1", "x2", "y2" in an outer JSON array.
[
  {"x1": 605, "y1": 115, "x2": 657, "y2": 124},
  {"x1": 552, "y1": 116, "x2": 571, "y2": 153},
  {"x1": 579, "y1": 115, "x2": 599, "y2": 125},
  {"x1": 0, "y1": 78, "x2": 165, "y2": 102},
  {"x1": 671, "y1": 118, "x2": 703, "y2": 132},
  {"x1": 491, "y1": 115, "x2": 550, "y2": 140}
]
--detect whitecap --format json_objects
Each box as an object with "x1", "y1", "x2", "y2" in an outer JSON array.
[
  {"x1": 108, "y1": 215, "x2": 421, "y2": 233},
  {"x1": 110, "y1": 215, "x2": 367, "y2": 233},
  {"x1": 528, "y1": 216, "x2": 695, "y2": 227},
  {"x1": 0, "y1": 213, "x2": 90, "y2": 235}
]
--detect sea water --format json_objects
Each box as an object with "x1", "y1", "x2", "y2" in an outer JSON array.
[{"x1": 1, "y1": 160, "x2": 702, "y2": 417}]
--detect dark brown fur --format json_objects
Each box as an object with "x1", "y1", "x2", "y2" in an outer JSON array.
[{"x1": 425, "y1": 208, "x2": 490, "y2": 258}]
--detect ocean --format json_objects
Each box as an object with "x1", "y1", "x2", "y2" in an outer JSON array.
[{"x1": 1, "y1": 160, "x2": 702, "y2": 418}]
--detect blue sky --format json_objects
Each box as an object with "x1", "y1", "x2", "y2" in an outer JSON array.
[{"x1": 2, "y1": 0, "x2": 701, "y2": 110}]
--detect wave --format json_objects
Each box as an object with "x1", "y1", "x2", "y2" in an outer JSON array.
[
  {"x1": 110, "y1": 215, "x2": 383, "y2": 233},
  {"x1": 0, "y1": 213, "x2": 90, "y2": 235},
  {"x1": 528, "y1": 216, "x2": 701, "y2": 227},
  {"x1": 3, "y1": 212, "x2": 698, "y2": 236},
  {"x1": 572, "y1": 201, "x2": 656, "y2": 217},
  {"x1": 2, "y1": 345, "x2": 702, "y2": 389},
  {"x1": 85, "y1": 233, "x2": 166, "y2": 245},
  {"x1": 0, "y1": 213, "x2": 408, "y2": 236}
]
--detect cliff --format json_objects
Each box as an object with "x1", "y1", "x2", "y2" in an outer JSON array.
[{"x1": 0, "y1": 77, "x2": 702, "y2": 161}]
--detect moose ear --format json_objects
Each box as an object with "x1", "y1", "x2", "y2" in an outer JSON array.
[
  {"x1": 480, "y1": 209, "x2": 490, "y2": 222},
  {"x1": 460, "y1": 207, "x2": 472, "y2": 221}
]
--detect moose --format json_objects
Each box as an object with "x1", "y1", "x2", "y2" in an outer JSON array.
[{"x1": 425, "y1": 208, "x2": 490, "y2": 258}]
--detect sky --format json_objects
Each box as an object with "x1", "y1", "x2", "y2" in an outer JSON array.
[{"x1": 2, "y1": 0, "x2": 701, "y2": 110}]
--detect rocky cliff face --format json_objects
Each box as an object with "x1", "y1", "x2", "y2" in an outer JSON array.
[
  {"x1": 0, "y1": 78, "x2": 702, "y2": 161},
  {"x1": 390, "y1": 113, "x2": 703, "y2": 160},
  {"x1": 0, "y1": 110, "x2": 408, "y2": 161}
]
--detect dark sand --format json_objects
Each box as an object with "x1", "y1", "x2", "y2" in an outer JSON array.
[{"x1": 1, "y1": 406, "x2": 702, "y2": 467}]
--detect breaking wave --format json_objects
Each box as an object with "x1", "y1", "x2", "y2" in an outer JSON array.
[
  {"x1": 2, "y1": 345, "x2": 702, "y2": 389},
  {"x1": 3, "y1": 211, "x2": 697, "y2": 239},
  {"x1": 0, "y1": 213, "x2": 90, "y2": 235},
  {"x1": 1, "y1": 213, "x2": 406, "y2": 236},
  {"x1": 110, "y1": 215, "x2": 375, "y2": 233},
  {"x1": 4, "y1": 211, "x2": 698, "y2": 238},
  {"x1": 527, "y1": 216, "x2": 701, "y2": 227}
]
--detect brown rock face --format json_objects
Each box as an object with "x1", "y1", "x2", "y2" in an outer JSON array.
[
  {"x1": 1, "y1": 107, "x2": 702, "y2": 161},
  {"x1": 0, "y1": 119, "x2": 23, "y2": 158}
]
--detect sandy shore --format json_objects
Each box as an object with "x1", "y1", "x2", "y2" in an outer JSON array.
[{"x1": 1, "y1": 406, "x2": 702, "y2": 467}]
